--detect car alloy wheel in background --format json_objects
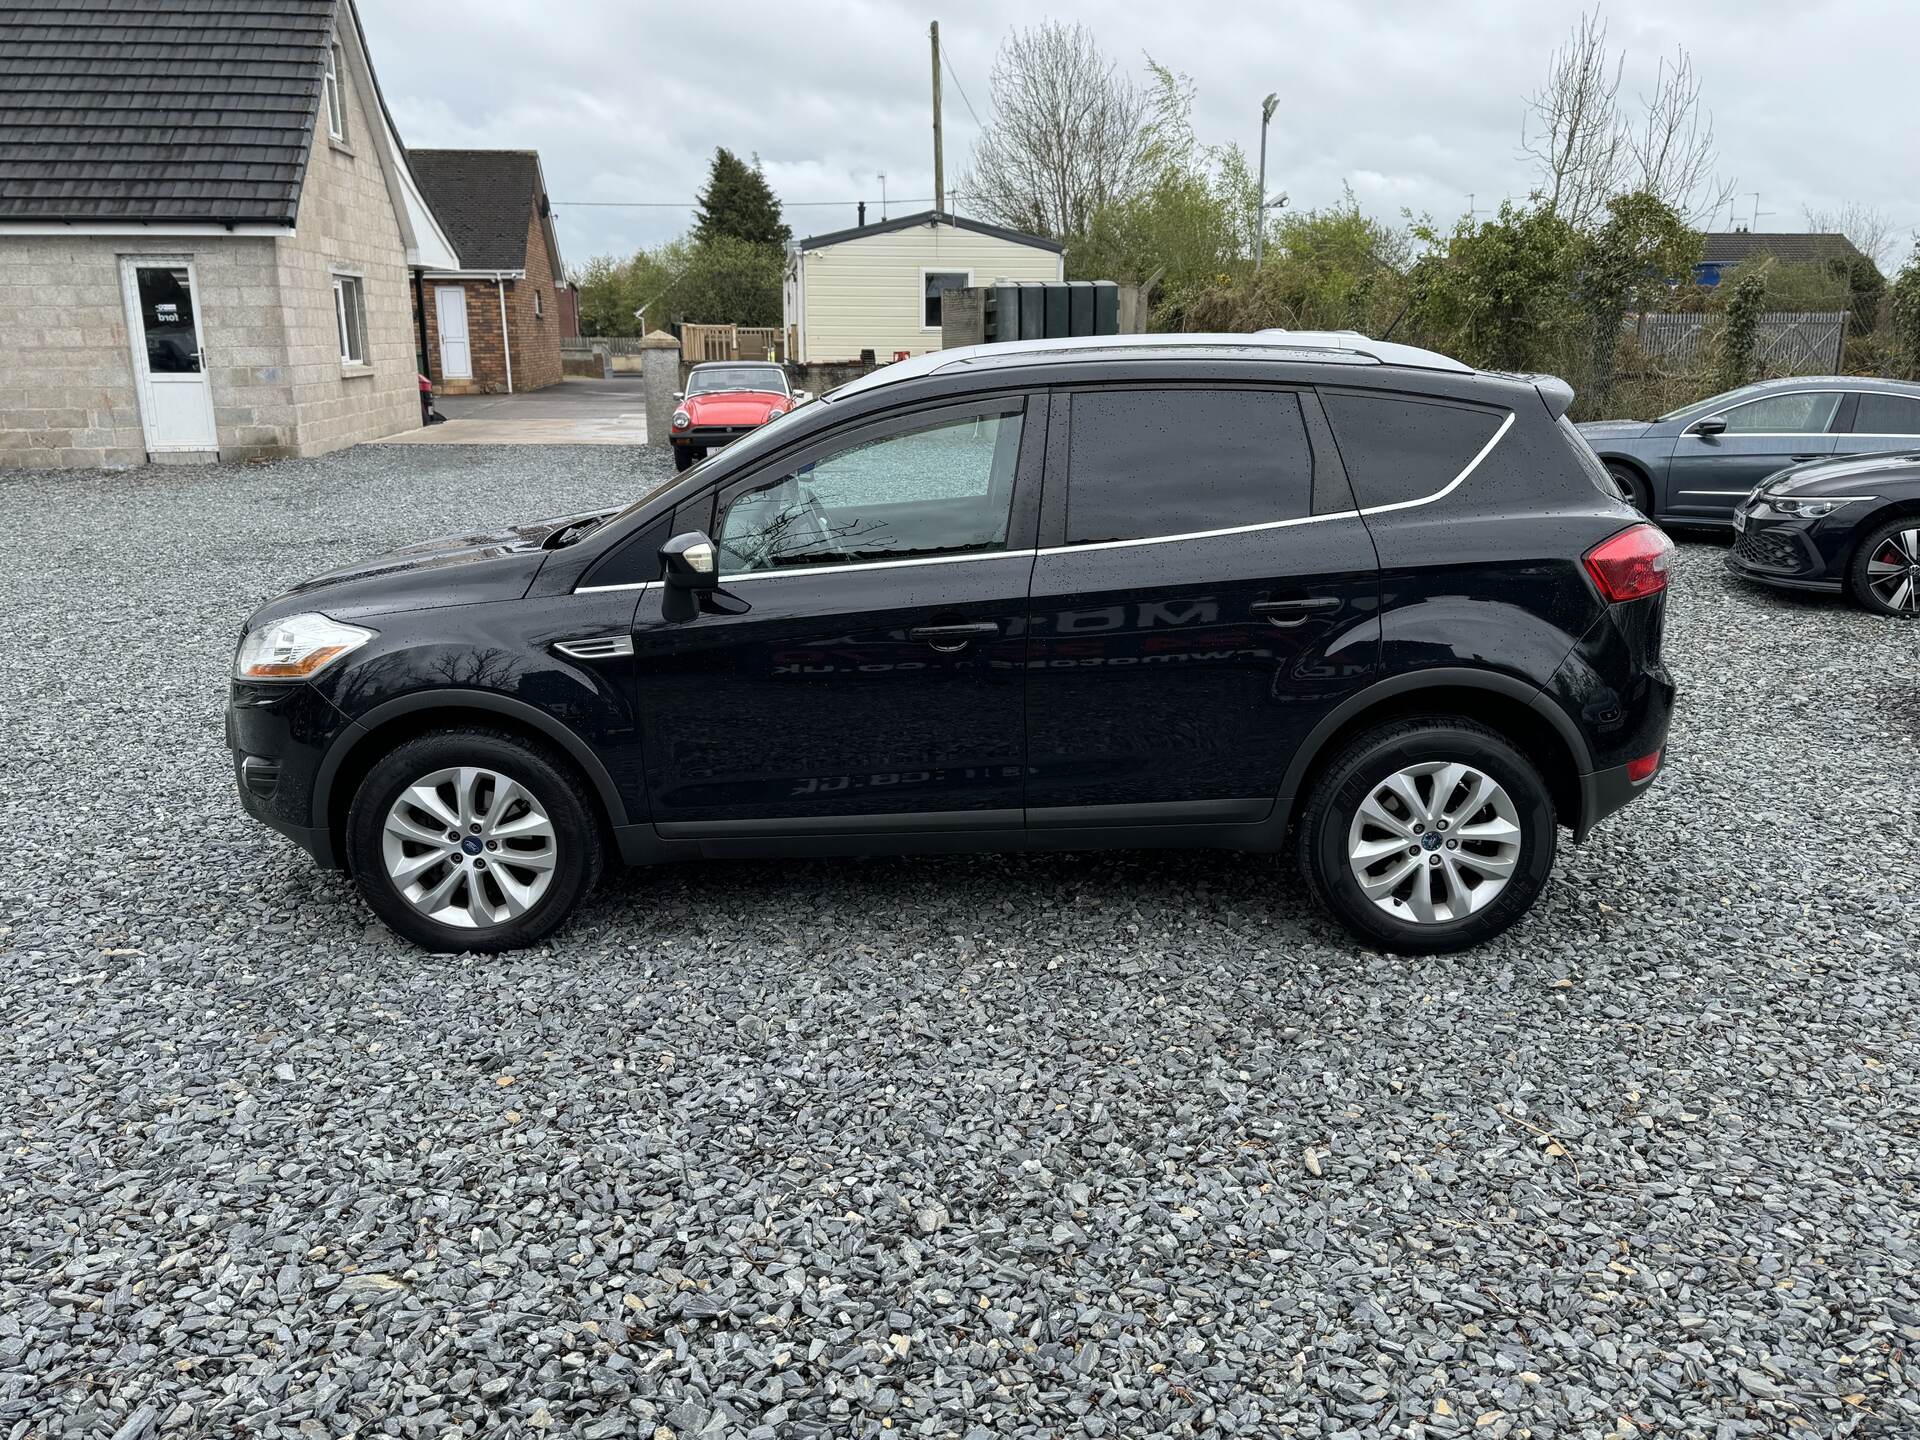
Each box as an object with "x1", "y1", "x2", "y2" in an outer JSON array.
[{"x1": 1856, "y1": 520, "x2": 1920, "y2": 616}]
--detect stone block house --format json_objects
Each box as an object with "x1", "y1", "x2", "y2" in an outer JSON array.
[
  {"x1": 410, "y1": 151, "x2": 566, "y2": 395},
  {"x1": 0, "y1": 0, "x2": 457, "y2": 468}
]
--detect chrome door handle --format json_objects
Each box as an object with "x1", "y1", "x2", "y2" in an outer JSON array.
[
  {"x1": 908, "y1": 621, "x2": 1000, "y2": 652},
  {"x1": 1790, "y1": 453, "x2": 1823, "y2": 462},
  {"x1": 1251, "y1": 597, "x2": 1338, "y2": 628}
]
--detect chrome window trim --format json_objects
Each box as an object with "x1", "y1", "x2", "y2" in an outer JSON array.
[{"x1": 572, "y1": 408, "x2": 1515, "y2": 589}]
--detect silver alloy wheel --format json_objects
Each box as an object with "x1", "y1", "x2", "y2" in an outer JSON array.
[
  {"x1": 380, "y1": 766, "x2": 558, "y2": 929},
  {"x1": 1866, "y1": 527, "x2": 1920, "y2": 612},
  {"x1": 1346, "y1": 761, "x2": 1524, "y2": 924}
]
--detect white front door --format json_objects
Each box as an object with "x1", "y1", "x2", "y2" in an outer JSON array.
[
  {"x1": 436, "y1": 285, "x2": 472, "y2": 378},
  {"x1": 121, "y1": 257, "x2": 218, "y2": 452}
]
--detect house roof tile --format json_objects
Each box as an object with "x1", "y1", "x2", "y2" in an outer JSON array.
[
  {"x1": 0, "y1": 0, "x2": 337, "y2": 226},
  {"x1": 407, "y1": 149, "x2": 542, "y2": 271}
]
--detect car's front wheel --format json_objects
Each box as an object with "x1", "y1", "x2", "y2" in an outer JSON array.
[
  {"x1": 346, "y1": 728, "x2": 603, "y2": 952},
  {"x1": 1298, "y1": 717, "x2": 1557, "y2": 954},
  {"x1": 1849, "y1": 516, "x2": 1920, "y2": 617}
]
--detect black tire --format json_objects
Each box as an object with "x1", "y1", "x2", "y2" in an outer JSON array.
[
  {"x1": 1846, "y1": 515, "x2": 1920, "y2": 618},
  {"x1": 345, "y1": 728, "x2": 604, "y2": 953},
  {"x1": 673, "y1": 446, "x2": 695, "y2": 472},
  {"x1": 1606, "y1": 461, "x2": 1652, "y2": 517},
  {"x1": 1297, "y1": 717, "x2": 1557, "y2": 954}
]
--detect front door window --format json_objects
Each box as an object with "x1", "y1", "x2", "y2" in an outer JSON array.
[
  {"x1": 1713, "y1": 392, "x2": 1840, "y2": 435},
  {"x1": 716, "y1": 409, "x2": 1023, "y2": 574}
]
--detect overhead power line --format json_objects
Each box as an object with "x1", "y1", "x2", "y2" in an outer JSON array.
[
  {"x1": 943, "y1": 53, "x2": 983, "y2": 129},
  {"x1": 554, "y1": 198, "x2": 939, "y2": 209}
]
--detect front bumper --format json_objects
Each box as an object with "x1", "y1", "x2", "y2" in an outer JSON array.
[
  {"x1": 226, "y1": 679, "x2": 357, "y2": 867},
  {"x1": 1725, "y1": 497, "x2": 1847, "y2": 592},
  {"x1": 672, "y1": 425, "x2": 758, "y2": 451}
]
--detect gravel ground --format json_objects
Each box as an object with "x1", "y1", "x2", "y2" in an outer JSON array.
[{"x1": 1, "y1": 444, "x2": 1917, "y2": 1440}]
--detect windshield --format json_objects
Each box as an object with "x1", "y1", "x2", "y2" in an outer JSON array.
[{"x1": 687, "y1": 366, "x2": 788, "y2": 396}]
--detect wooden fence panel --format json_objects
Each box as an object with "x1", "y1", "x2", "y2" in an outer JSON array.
[{"x1": 1627, "y1": 311, "x2": 1847, "y2": 375}]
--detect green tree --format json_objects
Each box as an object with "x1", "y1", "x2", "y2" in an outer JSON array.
[
  {"x1": 668, "y1": 235, "x2": 784, "y2": 326},
  {"x1": 1578, "y1": 191, "x2": 1700, "y2": 414},
  {"x1": 693, "y1": 148, "x2": 790, "y2": 248},
  {"x1": 1405, "y1": 201, "x2": 1582, "y2": 372},
  {"x1": 1828, "y1": 254, "x2": 1885, "y2": 336},
  {"x1": 1716, "y1": 270, "x2": 1766, "y2": 391},
  {"x1": 1065, "y1": 61, "x2": 1256, "y2": 293},
  {"x1": 1890, "y1": 244, "x2": 1920, "y2": 380}
]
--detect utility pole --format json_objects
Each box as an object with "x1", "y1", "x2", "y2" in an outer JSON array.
[
  {"x1": 1253, "y1": 93, "x2": 1278, "y2": 269},
  {"x1": 930, "y1": 21, "x2": 944, "y2": 216}
]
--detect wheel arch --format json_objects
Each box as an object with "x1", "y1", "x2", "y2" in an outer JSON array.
[
  {"x1": 1600, "y1": 453, "x2": 1655, "y2": 509},
  {"x1": 315, "y1": 690, "x2": 631, "y2": 871},
  {"x1": 1848, "y1": 497, "x2": 1920, "y2": 563},
  {"x1": 1278, "y1": 669, "x2": 1591, "y2": 838}
]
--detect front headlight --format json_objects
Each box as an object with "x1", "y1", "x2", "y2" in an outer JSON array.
[
  {"x1": 235, "y1": 612, "x2": 375, "y2": 681},
  {"x1": 1768, "y1": 494, "x2": 1874, "y2": 520},
  {"x1": 672, "y1": 410, "x2": 691, "y2": 430}
]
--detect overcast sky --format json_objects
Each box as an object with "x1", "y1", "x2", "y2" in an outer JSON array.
[{"x1": 358, "y1": 0, "x2": 1920, "y2": 272}]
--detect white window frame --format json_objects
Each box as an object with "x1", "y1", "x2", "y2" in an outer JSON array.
[
  {"x1": 323, "y1": 42, "x2": 347, "y2": 142},
  {"x1": 919, "y1": 267, "x2": 972, "y2": 332},
  {"x1": 332, "y1": 269, "x2": 367, "y2": 367},
  {"x1": 533, "y1": 288, "x2": 543, "y2": 319}
]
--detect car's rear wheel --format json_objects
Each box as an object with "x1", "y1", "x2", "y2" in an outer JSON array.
[
  {"x1": 1849, "y1": 516, "x2": 1920, "y2": 617},
  {"x1": 346, "y1": 728, "x2": 603, "y2": 952},
  {"x1": 1606, "y1": 462, "x2": 1652, "y2": 516},
  {"x1": 1298, "y1": 717, "x2": 1556, "y2": 953}
]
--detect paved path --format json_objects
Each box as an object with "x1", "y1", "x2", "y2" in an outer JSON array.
[{"x1": 379, "y1": 376, "x2": 649, "y2": 445}]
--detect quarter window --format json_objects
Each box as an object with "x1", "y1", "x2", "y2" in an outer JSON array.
[
  {"x1": 1065, "y1": 388, "x2": 1312, "y2": 545},
  {"x1": 1321, "y1": 392, "x2": 1506, "y2": 510},
  {"x1": 333, "y1": 274, "x2": 367, "y2": 365},
  {"x1": 1851, "y1": 392, "x2": 1920, "y2": 434},
  {"x1": 1714, "y1": 392, "x2": 1840, "y2": 435},
  {"x1": 716, "y1": 407, "x2": 1023, "y2": 574},
  {"x1": 923, "y1": 271, "x2": 969, "y2": 328},
  {"x1": 324, "y1": 42, "x2": 347, "y2": 142}
]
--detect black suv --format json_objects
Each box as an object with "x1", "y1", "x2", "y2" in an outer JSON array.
[{"x1": 228, "y1": 332, "x2": 1675, "y2": 955}]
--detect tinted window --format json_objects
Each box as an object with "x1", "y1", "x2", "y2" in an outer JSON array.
[
  {"x1": 924, "y1": 272, "x2": 968, "y2": 328},
  {"x1": 1066, "y1": 388, "x2": 1311, "y2": 544},
  {"x1": 717, "y1": 408, "x2": 1022, "y2": 574},
  {"x1": 1717, "y1": 392, "x2": 1840, "y2": 434},
  {"x1": 1852, "y1": 392, "x2": 1920, "y2": 435},
  {"x1": 1321, "y1": 392, "x2": 1505, "y2": 509}
]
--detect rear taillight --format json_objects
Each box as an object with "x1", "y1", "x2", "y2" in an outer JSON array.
[
  {"x1": 1627, "y1": 748, "x2": 1662, "y2": 783},
  {"x1": 1584, "y1": 523, "x2": 1674, "y2": 603}
]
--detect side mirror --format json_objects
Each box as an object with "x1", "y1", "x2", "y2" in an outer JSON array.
[
  {"x1": 659, "y1": 531, "x2": 718, "y2": 621},
  {"x1": 672, "y1": 390, "x2": 684, "y2": 400},
  {"x1": 1692, "y1": 415, "x2": 1727, "y2": 437}
]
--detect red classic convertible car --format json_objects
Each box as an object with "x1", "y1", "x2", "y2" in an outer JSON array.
[{"x1": 671, "y1": 361, "x2": 797, "y2": 471}]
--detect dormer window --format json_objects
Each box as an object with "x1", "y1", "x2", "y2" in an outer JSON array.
[{"x1": 323, "y1": 41, "x2": 347, "y2": 142}]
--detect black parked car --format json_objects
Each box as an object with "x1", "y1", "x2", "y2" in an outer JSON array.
[
  {"x1": 228, "y1": 332, "x2": 1675, "y2": 956},
  {"x1": 1578, "y1": 376, "x2": 1920, "y2": 525},
  {"x1": 1728, "y1": 451, "x2": 1920, "y2": 615}
]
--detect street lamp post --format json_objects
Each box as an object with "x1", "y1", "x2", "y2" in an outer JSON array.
[{"x1": 1254, "y1": 92, "x2": 1278, "y2": 270}]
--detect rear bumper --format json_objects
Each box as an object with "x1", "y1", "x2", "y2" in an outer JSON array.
[{"x1": 1577, "y1": 753, "x2": 1664, "y2": 841}]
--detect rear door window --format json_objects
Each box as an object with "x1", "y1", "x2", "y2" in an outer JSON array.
[
  {"x1": 1064, "y1": 387, "x2": 1312, "y2": 544},
  {"x1": 1850, "y1": 392, "x2": 1920, "y2": 435},
  {"x1": 1320, "y1": 391, "x2": 1507, "y2": 510}
]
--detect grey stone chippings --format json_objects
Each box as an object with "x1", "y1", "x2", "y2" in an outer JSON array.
[{"x1": 0, "y1": 444, "x2": 1917, "y2": 1438}]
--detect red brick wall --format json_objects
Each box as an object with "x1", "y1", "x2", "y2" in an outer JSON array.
[
  {"x1": 412, "y1": 196, "x2": 565, "y2": 394},
  {"x1": 507, "y1": 204, "x2": 563, "y2": 391}
]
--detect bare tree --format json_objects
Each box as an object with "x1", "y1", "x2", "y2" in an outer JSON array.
[
  {"x1": 1520, "y1": 9, "x2": 1626, "y2": 229},
  {"x1": 1626, "y1": 48, "x2": 1735, "y2": 227},
  {"x1": 1803, "y1": 201, "x2": 1900, "y2": 269},
  {"x1": 1521, "y1": 9, "x2": 1731, "y2": 229},
  {"x1": 956, "y1": 21, "x2": 1158, "y2": 240}
]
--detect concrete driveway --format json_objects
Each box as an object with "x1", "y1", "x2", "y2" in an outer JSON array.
[{"x1": 379, "y1": 375, "x2": 649, "y2": 445}]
